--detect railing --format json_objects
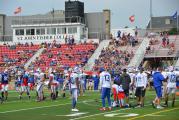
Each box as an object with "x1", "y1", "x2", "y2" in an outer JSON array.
[
  {"x1": 11, "y1": 16, "x2": 85, "y2": 25},
  {"x1": 145, "y1": 35, "x2": 179, "y2": 58}
]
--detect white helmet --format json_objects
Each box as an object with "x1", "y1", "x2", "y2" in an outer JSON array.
[{"x1": 73, "y1": 67, "x2": 79, "y2": 73}]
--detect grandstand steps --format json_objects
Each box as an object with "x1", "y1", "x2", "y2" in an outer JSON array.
[
  {"x1": 167, "y1": 60, "x2": 171, "y2": 66},
  {"x1": 175, "y1": 59, "x2": 179, "y2": 68},
  {"x1": 128, "y1": 38, "x2": 150, "y2": 68},
  {"x1": 142, "y1": 60, "x2": 149, "y2": 68},
  {"x1": 84, "y1": 40, "x2": 111, "y2": 71},
  {"x1": 24, "y1": 47, "x2": 45, "y2": 69}
]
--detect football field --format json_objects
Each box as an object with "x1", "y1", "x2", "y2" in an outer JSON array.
[{"x1": 0, "y1": 90, "x2": 179, "y2": 120}]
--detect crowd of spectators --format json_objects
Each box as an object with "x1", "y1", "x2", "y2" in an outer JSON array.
[
  {"x1": 0, "y1": 43, "x2": 38, "y2": 69},
  {"x1": 93, "y1": 46, "x2": 134, "y2": 76},
  {"x1": 30, "y1": 43, "x2": 97, "y2": 71},
  {"x1": 145, "y1": 32, "x2": 175, "y2": 55},
  {"x1": 110, "y1": 32, "x2": 138, "y2": 47}
]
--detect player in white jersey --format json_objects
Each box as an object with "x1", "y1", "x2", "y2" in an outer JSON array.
[
  {"x1": 99, "y1": 68, "x2": 112, "y2": 111},
  {"x1": 35, "y1": 69, "x2": 45, "y2": 102},
  {"x1": 62, "y1": 72, "x2": 70, "y2": 98},
  {"x1": 163, "y1": 69, "x2": 177, "y2": 107},
  {"x1": 49, "y1": 71, "x2": 58, "y2": 100},
  {"x1": 70, "y1": 67, "x2": 80, "y2": 112},
  {"x1": 128, "y1": 69, "x2": 136, "y2": 99},
  {"x1": 134, "y1": 68, "x2": 148, "y2": 107},
  {"x1": 78, "y1": 69, "x2": 86, "y2": 96}
]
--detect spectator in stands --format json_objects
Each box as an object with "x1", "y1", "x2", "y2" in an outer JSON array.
[
  {"x1": 135, "y1": 30, "x2": 138, "y2": 37},
  {"x1": 168, "y1": 42, "x2": 175, "y2": 55},
  {"x1": 146, "y1": 46, "x2": 151, "y2": 54},
  {"x1": 167, "y1": 37, "x2": 170, "y2": 47},
  {"x1": 162, "y1": 37, "x2": 166, "y2": 47},
  {"x1": 30, "y1": 42, "x2": 34, "y2": 46}
]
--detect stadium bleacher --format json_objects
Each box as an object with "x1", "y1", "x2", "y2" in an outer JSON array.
[
  {"x1": 0, "y1": 44, "x2": 40, "y2": 71},
  {"x1": 30, "y1": 43, "x2": 98, "y2": 71}
]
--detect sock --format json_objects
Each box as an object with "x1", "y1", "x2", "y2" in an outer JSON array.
[{"x1": 2, "y1": 92, "x2": 4, "y2": 98}]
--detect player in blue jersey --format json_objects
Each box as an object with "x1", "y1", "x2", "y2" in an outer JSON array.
[
  {"x1": 15, "y1": 70, "x2": 23, "y2": 93},
  {"x1": 1, "y1": 69, "x2": 10, "y2": 101},
  {"x1": 152, "y1": 67, "x2": 165, "y2": 109},
  {"x1": 28, "y1": 71, "x2": 35, "y2": 91},
  {"x1": 19, "y1": 71, "x2": 30, "y2": 99}
]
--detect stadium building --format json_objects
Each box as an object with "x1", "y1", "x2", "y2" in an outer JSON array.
[{"x1": 0, "y1": 0, "x2": 111, "y2": 43}]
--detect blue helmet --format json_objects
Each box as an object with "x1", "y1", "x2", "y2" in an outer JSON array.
[{"x1": 100, "y1": 68, "x2": 105, "y2": 72}]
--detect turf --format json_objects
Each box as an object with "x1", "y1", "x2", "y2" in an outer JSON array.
[{"x1": 0, "y1": 90, "x2": 179, "y2": 120}]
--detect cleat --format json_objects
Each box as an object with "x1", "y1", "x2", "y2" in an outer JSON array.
[
  {"x1": 162, "y1": 104, "x2": 168, "y2": 107},
  {"x1": 99, "y1": 108, "x2": 106, "y2": 111},
  {"x1": 156, "y1": 105, "x2": 164, "y2": 109},
  {"x1": 151, "y1": 101, "x2": 155, "y2": 108},
  {"x1": 71, "y1": 108, "x2": 79, "y2": 112},
  {"x1": 0, "y1": 98, "x2": 3, "y2": 104},
  {"x1": 108, "y1": 107, "x2": 112, "y2": 111},
  {"x1": 172, "y1": 101, "x2": 175, "y2": 107}
]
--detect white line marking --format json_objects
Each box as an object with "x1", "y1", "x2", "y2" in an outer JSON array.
[
  {"x1": 56, "y1": 112, "x2": 88, "y2": 117},
  {"x1": 70, "y1": 100, "x2": 179, "y2": 120},
  {"x1": 0, "y1": 103, "x2": 70, "y2": 114},
  {"x1": 0, "y1": 100, "x2": 94, "y2": 114},
  {"x1": 66, "y1": 112, "x2": 88, "y2": 117},
  {"x1": 70, "y1": 108, "x2": 131, "y2": 120},
  {"x1": 104, "y1": 113, "x2": 124, "y2": 117},
  {"x1": 120, "y1": 113, "x2": 139, "y2": 117}
]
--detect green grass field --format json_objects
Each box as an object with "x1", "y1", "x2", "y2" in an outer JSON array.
[{"x1": 0, "y1": 90, "x2": 179, "y2": 120}]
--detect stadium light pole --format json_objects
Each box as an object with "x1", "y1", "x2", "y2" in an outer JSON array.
[
  {"x1": 150, "y1": 0, "x2": 153, "y2": 30},
  {"x1": 177, "y1": 13, "x2": 178, "y2": 33}
]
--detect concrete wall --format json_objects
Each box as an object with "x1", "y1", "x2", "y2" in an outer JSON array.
[
  {"x1": 85, "y1": 12, "x2": 106, "y2": 40},
  {"x1": 103, "y1": 9, "x2": 111, "y2": 39},
  {"x1": 0, "y1": 14, "x2": 5, "y2": 41},
  {"x1": 0, "y1": 14, "x2": 5, "y2": 36}
]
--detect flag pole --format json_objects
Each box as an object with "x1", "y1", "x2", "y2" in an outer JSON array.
[
  {"x1": 177, "y1": 12, "x2": 178, "y2": 33},
  {"x1": 150, "y1": 0, "x2": 152, "y2": 30}
]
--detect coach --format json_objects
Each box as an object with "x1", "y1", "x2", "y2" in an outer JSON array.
[{"x1": 119, "y1": 68, "x2": 131, "y2": 107}]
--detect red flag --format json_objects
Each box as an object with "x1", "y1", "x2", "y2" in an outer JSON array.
[
  {"x1": 14, "y1": 7, "x2": 22, "y2": 14},
  {"x1": 129, "y1": 15, "x2": 135, "y2": 22}
]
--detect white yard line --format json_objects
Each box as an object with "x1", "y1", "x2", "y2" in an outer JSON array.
[
  {"x1": 0, "y1": 103, "x2": 70, "y2": 114},
  {"x1": 0, "y1": 100, "x2": 94, "y2": 114}
]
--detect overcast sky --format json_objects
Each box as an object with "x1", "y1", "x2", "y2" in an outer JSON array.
[{"x1": 0, "y1": 0, "x2": 179, "y2": 29}]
